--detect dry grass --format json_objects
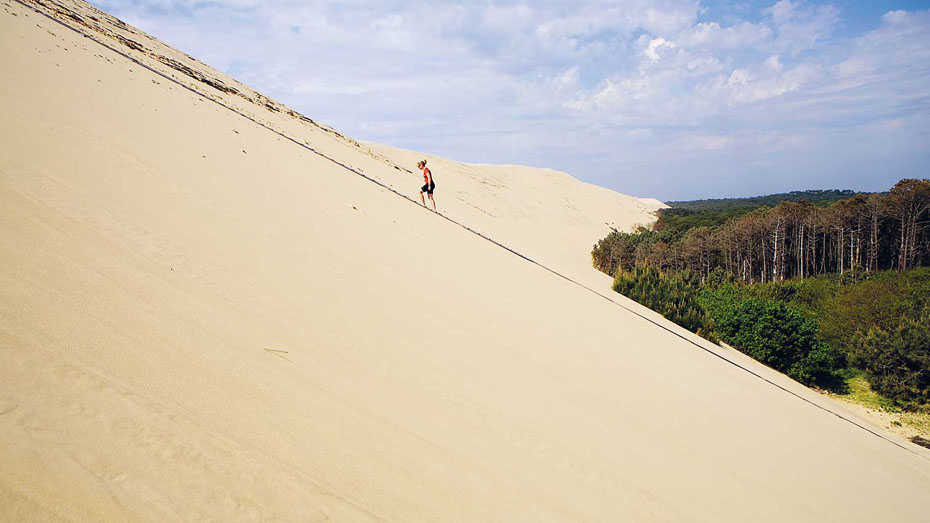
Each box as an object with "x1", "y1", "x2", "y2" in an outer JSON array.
[{"x1": 827, "y1": 373, "x2": 930, "y2": 439}]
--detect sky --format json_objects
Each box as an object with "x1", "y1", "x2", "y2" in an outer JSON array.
[{"x1": 89, "y1": 0, "x2": 930, "y2": 201}]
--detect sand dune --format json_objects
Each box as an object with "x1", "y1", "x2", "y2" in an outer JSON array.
[
  {"x1": 363, "y1": 142, "x2": 665, "y2": 279},
  {"x1": 2, "y1": 0, "x2": 930, "y2": 521}
]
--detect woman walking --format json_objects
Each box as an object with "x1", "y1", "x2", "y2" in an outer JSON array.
[{"x1": 418, "y1": 160, "x2": 436, "y2": 211}]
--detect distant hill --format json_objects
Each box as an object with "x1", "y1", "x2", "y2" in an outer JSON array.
[{"x1": 668, "y1": 189, "x2": 865, "y2": 212}]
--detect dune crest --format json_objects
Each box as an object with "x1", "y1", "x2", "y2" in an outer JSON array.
[
  {"x1": 6, "y1": 0, "x2": 664, "y2": 284},
  {"x1": 2, "y1": 0, "x2": 930, "y2": 521}
]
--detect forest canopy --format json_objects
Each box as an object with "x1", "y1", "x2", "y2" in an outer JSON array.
[
  {"x1": 594, "y1": 179, "x2": 930, "y2": 283},
  {"x1": 596, "y1": 179, "x2": 930, "y2": 407}
]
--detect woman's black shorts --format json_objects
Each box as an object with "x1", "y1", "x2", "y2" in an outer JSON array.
[{"x1": 421, "y1": 182, "x2": 435, "y2": 194}]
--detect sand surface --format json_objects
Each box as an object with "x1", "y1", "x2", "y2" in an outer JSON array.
[{"x1": 2, "y1": 1, "x2": 930, "y2": 521}]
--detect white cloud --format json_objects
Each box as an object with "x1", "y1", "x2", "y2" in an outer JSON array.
[
  {"x1": 643, "y1": 37, "x2": 677, "y2": 62},
  {"x1": 677, "y1": 21, "x2": 772, "y2": 50},
  {"x1": 764, "y1": 56, "x2": 782, "y2": 73},
  {"x1": 767, "y1": 0, "x2": 840, "y2": 55},
  {"x1": 679, "y1": 133, "x2": 734, "y2": 151}
]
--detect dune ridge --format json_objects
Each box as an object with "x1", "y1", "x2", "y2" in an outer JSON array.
[
  {"x1": 2, "y1": 0, "x2": 930, "y2": 521},
  {"x1": 7, "y1": 0, "x2": 665, "y2": 282}
]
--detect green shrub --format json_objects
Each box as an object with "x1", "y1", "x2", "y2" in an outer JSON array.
[
  {"x1": 607, "y1": 263, "x2": 926, "y2": 400},
  {"x1": 700, "y1": 287, "x2": 842, "y2": 389},
  {"x1": 853, "y1": 314, "x2": 930, "y2": 406},
  {"x1": 613, "y1": 266, "x2": 715, "y2": 341}
]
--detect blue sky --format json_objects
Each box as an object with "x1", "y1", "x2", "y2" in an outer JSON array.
[{"x1": 90, "y1": 0, "x2": 930, "y2": 200}]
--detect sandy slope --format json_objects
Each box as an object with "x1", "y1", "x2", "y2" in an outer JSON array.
[
  {"x1": 2, "y1": 0, "x2": 930, "y2": 521},
  {"x1": 363, "y1": 142, "x2": 665, "y2": 278},
  {"x1": 0, "y1": 0, "x2": 663, "y2": 285}
]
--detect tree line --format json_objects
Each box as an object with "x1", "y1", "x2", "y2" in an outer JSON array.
[
  {"x1": 667, "y1": 189, "x2": 859, "y2": 211},
  {"x1": 593, "y1": 179, "x2": 930, "y2": 284}
]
